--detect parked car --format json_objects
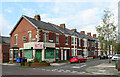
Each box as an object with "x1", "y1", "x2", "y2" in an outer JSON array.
[
  {"x1": 99, "y1": 55, "x2": 108, "y2": 59},
  {"x1": 70, "y1": 55, "x2": 86, "y2": 63},
  {"x1": 112, "y1": 54, "x2": 120, "y2": 61},
  {"x1": 108, "y1": 55, "x2": 113, "y2": 59}
]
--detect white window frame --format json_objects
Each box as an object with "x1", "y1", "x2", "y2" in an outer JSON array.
[
  {"x1": 56, "y1": 34, "x2": 59, "y2": 44},
  {"x1": 14, "y1": 34, "x2": 18, "y2": 45},
  {"x1": 65, "y1": 36, "x2": 68, "y2": 45},
  {"x1": 71, "y1": 36, "x2": 74, "y2": 45},
  {"x1": 79, "y1": 38, "x2": 81, "y2": 46},
  {"x1": 46, "y1": 32, "x2": 49, "y2": 42},
  {"x1": 28, "y1": 31, "x2": 32, "y2": 42},
  {"x1": 75, "y1": 37, "x2": 77, "y2": 46}
]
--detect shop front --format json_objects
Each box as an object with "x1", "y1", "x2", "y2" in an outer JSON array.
[{"x1": 24, "y1": 42, "x2": 55, "y2": 62}]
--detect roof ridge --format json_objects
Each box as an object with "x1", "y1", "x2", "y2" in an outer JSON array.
[{"x1": 47, "y1": 23, "x2": 64, "y2": 34}]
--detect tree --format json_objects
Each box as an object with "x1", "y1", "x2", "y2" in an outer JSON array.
[{"x1": 96, "y1": 9, "x2": 117, "y2": 63}]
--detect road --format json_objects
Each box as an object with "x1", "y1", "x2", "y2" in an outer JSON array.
[
  {"x1": 2, "y1": 59, "x2": 114, "y2": 75},
  {"x1": 40, "y1": 59, "x2": 113, "y2": 74}
]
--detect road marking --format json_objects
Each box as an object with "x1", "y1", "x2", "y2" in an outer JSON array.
[
  {"x1": 71, "y1": 64, "x2": 86, "y2": 69},
  {"x1": 71, "y1": 71, "x2": 78, "y2": 73}
]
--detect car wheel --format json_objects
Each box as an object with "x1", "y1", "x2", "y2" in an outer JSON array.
[
  {"x1": 70, "y1": 62, "x2": 73, "y2": 64},
  {"x1": 78, "y1": 60, "x2": 81, "y2": 63}
]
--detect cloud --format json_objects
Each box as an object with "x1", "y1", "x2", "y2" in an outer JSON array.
[
  {"x1": 22, "y1": 8, "x2": 36, "y2": 16},
  {"x1": 5, "y1": 8, "x2": 13, "y2": 13},
  {"x1": 0, "y1": 14, "x2": 12, "y2": 36}
]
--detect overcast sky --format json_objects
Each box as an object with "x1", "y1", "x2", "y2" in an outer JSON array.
[{"x1": 0, "y1": 0, "x2": 119, "y2": 37}]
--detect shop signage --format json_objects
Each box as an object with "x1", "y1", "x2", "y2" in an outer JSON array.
[{"x1": 35, "y1": 44, "x2": 42, "y2": 49}]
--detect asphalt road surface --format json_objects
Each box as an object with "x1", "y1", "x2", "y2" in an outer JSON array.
[{"x1": 2, "y1": 59, "x2": 114, "y2": 75}]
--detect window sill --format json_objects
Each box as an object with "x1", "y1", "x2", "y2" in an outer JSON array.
[{"x1": 65, "y1": 43, "x2": 68, "y2": 45}]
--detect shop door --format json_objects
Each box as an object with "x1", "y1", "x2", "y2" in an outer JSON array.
[
  {"x1": 67, "y1": 50, "x2": 69, "y2": 60},
  {"x1": 36, "y1": 50, "x2": 42, "y2": 62}
]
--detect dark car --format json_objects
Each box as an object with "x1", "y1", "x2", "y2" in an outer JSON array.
[{"x1": 99, "y1": 55, "x2": 108, "y2": 59}]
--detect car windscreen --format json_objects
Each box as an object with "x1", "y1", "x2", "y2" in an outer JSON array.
[
  {"x1": 78, "y1": 56, "x2": 83, "y2": 58},
  {"x1": 71, "y1": 56, "x2": 77, "y2": 58},
  {"x1": 115, "y1": 55, "x2": 120, "y2": 57}
]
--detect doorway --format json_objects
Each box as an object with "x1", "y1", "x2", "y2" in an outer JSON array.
[{"x1": 36, "y1": 50, "x2": 42, "y2": 62}]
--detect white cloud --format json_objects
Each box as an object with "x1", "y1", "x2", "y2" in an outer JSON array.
[
  {"x1": 0, "y1": 14, "x2": 12, "y2": 36},
  {"x1": 22, "y1": 8, "x2": 36, "y2": 16},
  {"x1": 40, "y1": 7, "x2": 101, "y2": 36},
  {"x1": 5, "y1": 8, "x2": 12, "y2": 13}
]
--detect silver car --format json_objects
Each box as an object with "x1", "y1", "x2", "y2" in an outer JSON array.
[{"x1": 112, "y1": 54, "x2": 120, "y2": 61}]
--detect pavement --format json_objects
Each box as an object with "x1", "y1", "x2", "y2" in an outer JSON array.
[{"x1": 85, "y1": 63, "x2": 118, "y2": 75}]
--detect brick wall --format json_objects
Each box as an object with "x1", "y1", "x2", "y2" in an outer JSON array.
[
  {"x1": 0, "y1": 44, "x2": 2, "y2": 63},
  {"x1": 10, "y1": 17, "x2": 37, "y2": 48}
]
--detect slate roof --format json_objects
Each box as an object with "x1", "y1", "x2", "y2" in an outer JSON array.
[
  {"x1": 10, "y1": 15, "x2": 97, "y2": 41},
  {"x1": 0, "y1": 36, "x2": 10, "y2": 44},
  {"x1": 10, "y1": 15, "x2": 62, "y2": 35}
]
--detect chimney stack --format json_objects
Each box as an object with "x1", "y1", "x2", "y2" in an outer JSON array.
[
  {"x1": 87, "y1": 32, "x2": 91, "y2": 36},
  {"x1": 60, "y1": 24, "x2": 65, "y2": 28},
  {"x1": 34, "y1": 14, "x2": 41, "y2": 21},
  {"x1": 93, "y1": 34, "x2": 96, "y2": 38},
  {"x1": 71, "y1": 29, "x2": 77, "y2": 32},
  {"x1": 80, "y1": 31, "x2": 85, "y2": 34}
]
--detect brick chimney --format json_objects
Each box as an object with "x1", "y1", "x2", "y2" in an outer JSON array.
[
  {"x1": 34, "y1": 14, "x2": 41, "y2": 21},
  {"x1": 60, "y1": 24, "x2": 65, "y2": 28},
  {"x1": 71, "y1": 29, "x2": 77, "y2": 32},
  {"x1": 93, "y1": 34, "x2": 96, "y2": 38},
  {"x1": 80, "y1": 31, "x2": 85, "y2": 34},
  {"x1": 87, "y1": 32, "x2": 91, "y2": 36}
]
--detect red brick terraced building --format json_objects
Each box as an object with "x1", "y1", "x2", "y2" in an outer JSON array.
[{"x1": 9, "y1": 14, "x2": 115, "y2": 62}]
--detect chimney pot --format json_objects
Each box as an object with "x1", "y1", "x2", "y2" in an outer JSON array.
[
  {"x1": 71, "y1": 29, "x2": 77, "y2": 32},
  {"x1": 80, "y1": 31, "x2": 85, "y2": 34},
  {"x1": 87, "y1": 32, "x2": 91, "y2": 36},
  {"x1": 93, "y1": 34, "x2": 96, "y2": 38},
  {"x1": 34, "y1": 14, "x2": 41, "y2": 21},
  {"x1": 60, "y1": 24, "x2": 65, "y2": 28}
]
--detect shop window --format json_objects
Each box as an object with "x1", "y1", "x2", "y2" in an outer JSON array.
[
  {"x1": 10, "y1": 50, "x2": 13, "y2": 58},
  {"x1": 56, "y1": 49, "x2": 59, "y2": 58},
  {"x1": 45, "y1": 49, "x2": 55, "y2": 59},
  {"x1": 14, "y1": 50, "x2": 18, "y2": 58},
  {"x1": 24, "y1": 50, "x2": 33, "y2": 59}
]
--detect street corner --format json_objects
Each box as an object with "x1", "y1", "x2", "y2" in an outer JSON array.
[{"x1": 85, "y1": 63, "x2": 118, "y2": 75}]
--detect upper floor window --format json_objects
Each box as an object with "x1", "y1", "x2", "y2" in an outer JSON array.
[
  {"x1": 28, "y1": 32, "x2": 31, "y2": 42},
  {"x1": 46, "y1": 33, "x2": 49, "y2": 42},
  {"x1": 82, "y1": 40, "x2": 85, "y2": 47},
  {"x1": 92, "y1": 42, "x2": 95, "y2": 47},
  {"x1": 65, "y1": 36, "x2": 68, "y2": 44},
  {"x1": 88, "y1": 41, "x2": 90, "y2": 47},
  {"x1": 71, "y1": 37, "x2": 74, "y2": 44},
  {"x1": 15, "y1": 35, "x2": 17, "y2": 44},
  {"x1": 43, "y1": 32, "x2": 45, "y2": 42},
  {"x1": 75, "y1": 38, "x2": 77, "y2": 46},
  {"x1": 98, "y1": 42, "x2": 101, "y2": 48},
  {"x1": 56, "y1": 35, "x2": 59, "y2": 43},
  {"x1": 79, "y1": 38, "x2": 81, "y2": 46}
]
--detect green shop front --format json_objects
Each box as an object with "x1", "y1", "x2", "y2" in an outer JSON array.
[{"x1": 23, "y1": 42, "x2": 55, "y2": 62}]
